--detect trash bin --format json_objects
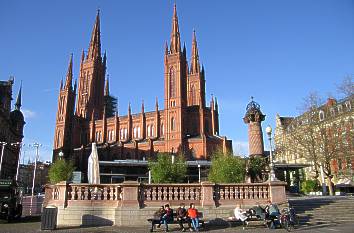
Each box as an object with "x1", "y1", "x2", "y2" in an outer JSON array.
[{"x1": 41, "y1": 206, "x2": 57, "y2": 230}]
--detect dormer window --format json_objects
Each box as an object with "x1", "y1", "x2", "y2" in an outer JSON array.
[
  {"x1": 330, "y1": 107, "x2": 335, "y2": 117},
  {"x1": 337, "y1": 104, "x2": 343, "y2": 113},
  {"x1": 319, "y1": 110, "x2": 325, "y2": 121}
]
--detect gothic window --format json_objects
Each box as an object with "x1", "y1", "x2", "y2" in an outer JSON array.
[
  {"x1": 57, "y1": 131, "x2": 61, "y2": 147},
  {"x1": 133, "y1": 127, "x2": 137, "y2": 138},
  {"x1": 205, "y1": 119, "x2": 209, "y2": 134},
  {"x1": 338, "y1": 104, "x2": 343, "y2": 113},
  {"x1": 191, "y1": 85, "x2": 197, "y2": 105},
  {"x1": 169, "y1": 67, "x2": 176, "y2": 98},
  {"x1": 161, "y1": 123, "x2": 164, "y2": 136},
  {"x1": 171, "y1": 117, "x2": 176, "y2": 131},
  {"x1": 137, "y1": 126, "x2": 141, "y2": 138},
  {"x1": 319, "y1": 110, "x2": 325, "y2": 121},
  {"x1": 330, "y1": 107, "x2": 335, "y2": 117},
  {"x1": 151, "y1": 125, "x2": 155, "y2": 137},
  {"x1": 147, "y1": 125, "x2": 151, "y2": 137},
  {"x1": 124, "y1": 128, "x2": 128, "y2": 139}
]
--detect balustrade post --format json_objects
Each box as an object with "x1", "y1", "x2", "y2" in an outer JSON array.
[
  {"x1": 268, "y1": 181, "x2": 287, "y2": 204},
  {"x1": 121, "y1": 181, "x2": 140, "y2": 208},
  {"x1": 43, "y1": 184, "x2": 54, "y2": 207},
  {"x1": 56, "y1": 181, "x2": 69, "y2": 208},
  {"x1": 201, "y1": 182, "x2": 215, "y2": 207}
]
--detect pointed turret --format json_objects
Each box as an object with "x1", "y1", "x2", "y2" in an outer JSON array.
[
  {"x1": 15, "y1": 82, "x2": 22, "y2": 110},
  {"x1": 141, "y1": 100, "x2": 145, "y2": 114},
  {"x1": 164, "y1": 41, "x2": 169, "y2": 56},
  {"x1": 190, "y1": 30, "x2": 200, "y2": 74},
  {"x1": 210, "y1": 95, "x2": 214, "y2": 110},
  {"x1": 155, "y1": 97, "x2": 159, "y2": 111},
  {"x1": 87, "y1": 9, "x2": 101, "y2": 60},
  {"x1": 215, "y1": 97, "x2": 219, "y2": 112},
  {"x1": 170, "y1": 3, "x2": 181, "y2": 54},
  {"x1": 65, "y1": 54, "x2": 73, "y2": 89},
  {"x1": 105, "y1": 75, "x2": 110, "y2": 96},
  {"x1": 128, "y1": 102, "x2": 131, "y2": 115},
  {"x1": 183, "y1": 42, "x2": 186, "y2": 58},
  {"x1": 103, "y1": 50, "x2": 107, "y2": 67},
  {"x1": 81, "y1": 49, "x2": 85, "y2": 63},
  {"x1": 60, "y1": 78, "x2": 63, "y2": 90}
]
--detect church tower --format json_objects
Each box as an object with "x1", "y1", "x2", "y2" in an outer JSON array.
[
  {"x1": 243, "y1": 97, "x2": 265, "y2": 157},
  {"x1": 164, "y1": 4, "x2": 188, "y2": 153},
  {"x1": 76, "y1": 10, "x2": 106, "y2": 120},
  {"x1": 187, "y1": 30, "x2": 205, "y2": 107},
  {"x1": 54, "y1": 54, "x2": 76, "y2": 150}
]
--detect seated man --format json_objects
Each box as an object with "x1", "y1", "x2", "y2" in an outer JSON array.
[
  {"x1": 176, "y1": 203, "x2": 189, "y2": 232},
  {"x1": 160, "y1": 204, "x2": 173, "y2": 232},
  {"x1": 250, "y1": 204, "x2": 266, "y2": 219},
  {"x1": 265, "y1": 201, "x2": 280, "y2": 229},
  {"x1": 233, "y1": 204, "x2": 249, "y2": 229}
]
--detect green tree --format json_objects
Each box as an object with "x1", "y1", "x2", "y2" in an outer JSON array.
[
  {"x1": 301, "y1": 179, "x2": 320, "y2": 194},
  {"x1": 248, "y1": 156, "x2": 267, "y2": 182},
  {"x1": 48, "y1": 159, "x2": 75, "y2": 184},
  {"x1": 208, "y1": 150, "x2": 246, "y2": 183},
  {"x1": 148, "y1": 153, "x2": 187, "y2": 183}
]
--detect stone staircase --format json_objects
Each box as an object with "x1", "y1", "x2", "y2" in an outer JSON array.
[{"x1": 288, "y1": 196, "x2": 354, "y2": 226}]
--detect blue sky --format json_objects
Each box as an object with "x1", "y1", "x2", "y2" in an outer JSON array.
[{"x1": 1, "y1": 0, "x2": 353, "y2": 162}]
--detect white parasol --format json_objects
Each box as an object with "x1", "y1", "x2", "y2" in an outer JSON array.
[{"x1": 87, "y1": 143, "x2": 100, "y2": 184}]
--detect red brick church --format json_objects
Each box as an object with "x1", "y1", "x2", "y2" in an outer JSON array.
[{"x1": 53, "y1": 5, "x2": 232, "y2": 179}]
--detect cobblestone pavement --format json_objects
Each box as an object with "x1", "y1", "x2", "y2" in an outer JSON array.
[{"x1": 1, "y1": 217, "x2": 354, "y2": 233}]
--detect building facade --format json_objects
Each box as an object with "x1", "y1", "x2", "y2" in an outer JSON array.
[
  {"x1": 53, "y1": 6, "x2": 232, "y2": 175},
  {"x1": 18, "y1": 161, "x2": 50, "y2": 194},
  {"x1": 0, "y1": 78, "x2": 25, "y2": 179},
  {"x1": 274, "y1": 95, "x2": 354, "y2": 186}
]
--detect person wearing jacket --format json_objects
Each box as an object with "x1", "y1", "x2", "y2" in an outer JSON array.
[{"x1": 187, "y1": 203, "x2": 199, "y2": 232}]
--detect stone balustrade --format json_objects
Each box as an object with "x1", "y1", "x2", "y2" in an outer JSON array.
[
  {"x1": 44, "y1": 180, "x2": 286, "y2": 209},
  {"x1": 140, "y1": 184, "x2": 202, "y2": 207}
]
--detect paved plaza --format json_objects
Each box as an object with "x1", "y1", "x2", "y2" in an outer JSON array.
[{"x1": 1, "y1": 217, "x2": 354, "y2": 233}]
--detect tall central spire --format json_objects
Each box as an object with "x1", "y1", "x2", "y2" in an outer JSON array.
[
  {"x1": 87, "y1": 10, "x2": 101, "y2": 60},
  {"x1": 15, "y1": 81, "x2": 22, "y2": 110},
  {"x1": 170, "y1": 3, "x2": 181, "y2": 54},
  {"x1": 65, "y1": 54, "x2": 73, "y2": 89},
  {"x1": 190, "y1": 30, "x2": 200, "y2": 74}
]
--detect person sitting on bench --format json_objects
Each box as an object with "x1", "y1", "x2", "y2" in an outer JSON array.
[
  {"x1": 187, "y1": 203, "x2": 200, "y2": 232},
  {"x1": 160, "y1": 204, "x2": 173, "y2": 232},
  {"x1": 154, "y1": 206, "x2": 165, "y2": 229},
  {"x1": 234, "y1": 204, "x2": 249, "y2": 229},
  {"x1": 176, "y1": 203, "x2": 189, "y2": 232}
]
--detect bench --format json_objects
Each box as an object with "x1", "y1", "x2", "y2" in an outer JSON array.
[
  {"x1": 226, "y1": 208, "x2": 269, "y2": 230},
  {"x1": 147, "y1": 212, "x2": 205, "y2": 232}
]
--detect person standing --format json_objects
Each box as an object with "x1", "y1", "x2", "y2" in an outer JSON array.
[{"x1": 187, "y1": 203, "x2": 199, "y2": 232}]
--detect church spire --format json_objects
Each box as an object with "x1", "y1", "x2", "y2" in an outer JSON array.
[
  {"x1": 190, "y1": 30, "x2": 200, "y2": 74},
  {"x1": 65, "y1": 53, "x2": 73, "y2": 89},
  {"x1": 170, "y1": 3, "x2": 181, "y2": 54},
  {"x1": 87, "y1": 9, "x2": 101, "y2": 60},
  {"x1": 15, "y1": 81, "x2": 22, "y2": 110}
]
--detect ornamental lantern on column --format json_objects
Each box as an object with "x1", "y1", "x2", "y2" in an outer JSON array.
[{"x1": 243, "y1": 97, "x2": 265, "y2": 157}]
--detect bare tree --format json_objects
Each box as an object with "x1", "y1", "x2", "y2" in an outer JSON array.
[
  {"x1": 336, "y1": 75, "x2": 354, "y2": 97},
  {"x1": 282, "y1": 94, "x2": 348, "y2": 196}
]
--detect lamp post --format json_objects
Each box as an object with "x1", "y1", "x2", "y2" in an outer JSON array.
[
  {"x1": 29, "y1": 142, "x2": 41, "y2": 216},
  {"x1": 0, "y1": 142, "x2": 7, "y2": 178},
  {"x1": 198, "y1": 164, "x2": 201, "y2": 183},
  {"x1": 265, "y1": 126, "x2": 277, "y2": 182},
  {"x1": 58, "y1": 151, "x2": 64, "y2": 160},
  {"x1": 171, "y1": 148, "x2": 175, "y2": 164},
  {"x1": 11, "y1": 142, "x2": 22, "y2": 181}
]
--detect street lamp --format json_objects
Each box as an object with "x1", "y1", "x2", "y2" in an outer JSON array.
[
  {"x1": 171, "y1": 148, "x2": 175, "y2": 164},
  {"x1": 58, "y1": 151, "x2": 64, "y2": 160},
  {"x1": 265, "y1": 126, "x2": 277, "y2": 182},
  {"x1": 0, "y1": 142, "x2": 7, "y2": 178},
  {"x1": 198, "y1": 164, "x2": 201, "y2": 183},
  {"x1": 11, "y1": 142, "x2": 23, "y2": 181},
  {"x1": 29, "y1": 142, "x2": 41, "y2": 216}
]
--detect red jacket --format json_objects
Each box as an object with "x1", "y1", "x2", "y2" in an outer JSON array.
[{"x1": 188, "y1": 208, "x2": 198, "y2": 218}]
